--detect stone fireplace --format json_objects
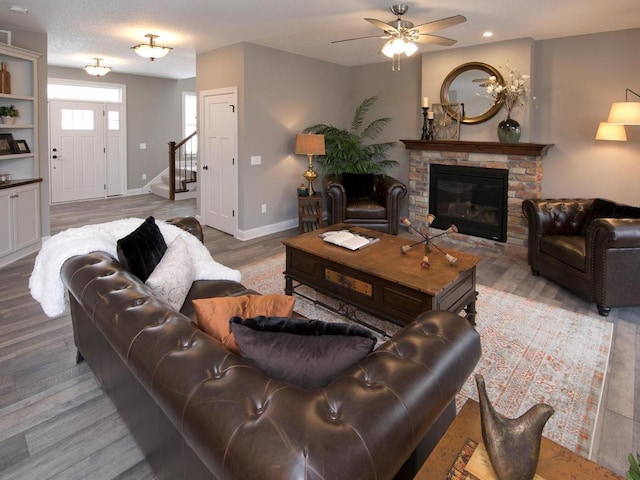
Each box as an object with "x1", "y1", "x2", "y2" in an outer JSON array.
[{"x1": 401, "y1": 139, "x2": 553, "y2": 255}]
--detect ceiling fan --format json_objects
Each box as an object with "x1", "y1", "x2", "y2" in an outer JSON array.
[{"x1": 333, "y1": 4, "x2": 466, "y2": 62}]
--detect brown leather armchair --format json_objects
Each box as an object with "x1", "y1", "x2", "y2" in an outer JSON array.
[
  {"x1": 522, "y1": 198, "x2": 640, "y2": 316},
  {"x1": 325, "y1": 173, "x2": 407, "y2": 235}
]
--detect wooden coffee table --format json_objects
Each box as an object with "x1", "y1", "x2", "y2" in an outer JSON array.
[
  {"x1": 281, "y1": 224, "x2": 481, "y2": 327},
  {"x1": 415, "y1": 399, "x2": 623, "y2": 479}
]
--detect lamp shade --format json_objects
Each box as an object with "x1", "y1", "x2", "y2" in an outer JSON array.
[
  {"x1": 295, "y1": 134, "x2": 325, "y2": 155},
  {"x1": 595, "y1": 122, "x2": 627, "y2": 141},
  {"x1": 607, "y1": 102, "x2": 640, "y2": 125}
]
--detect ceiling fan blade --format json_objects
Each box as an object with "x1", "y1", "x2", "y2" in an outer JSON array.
[
  {"x1": 331, "y1": 34, "x2": 389, "y2": 44},
  {"x1": 365, "y1": 18, "x2": 399, "y2": 34},
  {"x1": 413, "y1": 34, "x2": 458, "y2": 46},
  {"x1": 412, "y1": 15, "x2": 467, "y2": 34}
]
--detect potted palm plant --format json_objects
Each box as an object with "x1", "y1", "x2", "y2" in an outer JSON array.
[
  {"x1": 0, "y1": 104, "x2": 19, "y2": 124},
  {"x1": 303, "y1": 96, "x2": 396, "y2": 175}
]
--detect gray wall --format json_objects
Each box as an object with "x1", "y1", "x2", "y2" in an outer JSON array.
[
  {"x1": 534, "y1": 29, "x2": 640, "y2": 204},
  {"x1": 197, "y1": 43, "x2": 349, "y2": 233},
  {"x1": 3, "y1": 26, "x2": 49, "y2": 236},
  {"x1": 48, "y1": 66, "x2": 194, "y2": 191}
]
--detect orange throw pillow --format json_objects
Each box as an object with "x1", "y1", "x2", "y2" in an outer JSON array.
[{"x1": 193, "y1": 294, "x2": 295, "y2": 353}]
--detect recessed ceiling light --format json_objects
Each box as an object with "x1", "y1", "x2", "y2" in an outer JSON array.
[{"x1": 483, "y1": 31, "x2": 494, "y2": 38}]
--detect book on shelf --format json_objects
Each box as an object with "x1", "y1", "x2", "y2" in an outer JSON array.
[{"x1": 320, "y1": 230, "x2": 379, "y2": 251}]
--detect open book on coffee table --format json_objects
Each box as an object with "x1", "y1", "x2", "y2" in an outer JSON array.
[{"x1": 320, "y1": 229, "x2": 379, "y2": 251}]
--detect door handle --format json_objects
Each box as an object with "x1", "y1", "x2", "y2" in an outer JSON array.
[
  {"x1": 202, "y1": 165, "x2": 209, "y2": 170},
  {"x1": 52, "y1": 155, "x2": 58, "y2": 159}
]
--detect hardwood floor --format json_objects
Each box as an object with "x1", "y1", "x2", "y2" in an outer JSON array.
[{"x1": 0, "y1": 194, "x2": 637, "y2": 478}]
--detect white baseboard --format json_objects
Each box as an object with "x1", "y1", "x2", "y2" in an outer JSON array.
[{"x1": 235, "y1": 217, "x2": 298, "y2": 241}]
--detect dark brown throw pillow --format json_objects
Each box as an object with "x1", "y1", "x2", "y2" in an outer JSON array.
[
  {"x1": 116, "y1": 216, "x2": 167, "y2": 282},
  {"x1": 230, "y1": 316, "x2": 376, "y2": 389}
]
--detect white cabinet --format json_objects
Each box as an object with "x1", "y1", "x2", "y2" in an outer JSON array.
[
  {"x1": 0, "y1": 43, "x2": 42, "y2": 266},
  {"x1": 0, "y1": 182, "x2": 41, "y2": 266}
]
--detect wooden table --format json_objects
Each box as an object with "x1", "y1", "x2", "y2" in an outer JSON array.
[
  {"x1": 414, "y1": 400, "x2": 623, "y2": 480},
  {"x1": 281, "y1": 224, "x2": 481, "y2": 327}
]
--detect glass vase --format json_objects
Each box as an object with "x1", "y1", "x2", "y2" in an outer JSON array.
[{"x1": 497, "y1": 117, "x2": 521, "y2": 143}]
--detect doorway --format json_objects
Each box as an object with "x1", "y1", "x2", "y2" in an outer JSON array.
[
  {"x1": 200, "y1": 87, "x2": 238, "y2": 236},
  {"x1": 48, "y1": 80, "x2": 125, "y2": 204}
]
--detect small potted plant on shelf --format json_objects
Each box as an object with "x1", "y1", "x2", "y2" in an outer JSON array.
[{"x1": 0, "y1": 104, "x2": 19, "y2": 124}]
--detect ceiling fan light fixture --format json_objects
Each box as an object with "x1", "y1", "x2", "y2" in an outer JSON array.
[
  {"x1": 381, "y1": 40, "x2": 396, "y2": 58},
  {"x1": 381, "y1": 38, "x2": 417, "y2": 58},
  {"x1": 403, "y1": 40, "x2": 418, "y2": 56},
  {"x1": 132, "y1": 34, "x2": 172, "y2": 61},
  {"x1": 84, "y1": 58, "x2": 111, "y2": 77}
]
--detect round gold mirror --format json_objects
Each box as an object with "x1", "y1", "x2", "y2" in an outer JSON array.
[{"x1": 440, "y1": 62, "x2": 505, "y2": 124}]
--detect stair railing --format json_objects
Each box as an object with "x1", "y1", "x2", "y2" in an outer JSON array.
[{"x1": 168, "y1": 131, "x2": 197, "y2": 201}]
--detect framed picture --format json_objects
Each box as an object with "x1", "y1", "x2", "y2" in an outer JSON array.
[
  {"x1": 12, "y1": 139, "x2": 30, "y2": 154},
  {"x1": 432, "y1": 103, "x2": 463, "y2": 140},
  {"x1": 0, "y1": 133, "x2": 14, "y2": 155}
]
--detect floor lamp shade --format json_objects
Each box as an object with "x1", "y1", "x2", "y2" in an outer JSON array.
[
  {"x1": 595, "y1": 122, "x2": 627, "y2": 141},
  {"x1": 607, "y1": 102, "x2": 640, "y2": 125}
]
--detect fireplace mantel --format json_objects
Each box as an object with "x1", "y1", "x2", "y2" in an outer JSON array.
[{"x1": 400, "y1": 139, "x2": 554, "y2": 157}]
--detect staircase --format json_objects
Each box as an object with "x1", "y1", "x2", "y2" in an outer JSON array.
[
  {"x1": 150, "y1": 132, "x2": 198, "y2": 201},
  {"x1": 150, "y1": 163, "x2": 197, "y2": 200}
]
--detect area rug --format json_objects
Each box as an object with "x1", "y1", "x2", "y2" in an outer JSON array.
[{"x1": 238, "y1": 253, "x2": 613, "y2": 459}]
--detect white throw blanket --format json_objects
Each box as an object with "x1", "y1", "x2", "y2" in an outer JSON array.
[{"x1": 29, "y1": 218, "x2": 242, "y2": 318}]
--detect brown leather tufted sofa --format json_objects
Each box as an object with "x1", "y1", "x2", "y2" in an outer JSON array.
[
  {"x1": 61, "y1": 217, "x2": 480, "y2": 479},
  {"x1": 325, "y1": 174, "x2": 407, "y2": 235},
  {"x1": 522, "y1": 198, "x2": 640, "y2": 316}
]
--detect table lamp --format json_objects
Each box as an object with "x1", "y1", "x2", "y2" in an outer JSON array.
[{"x1": 295, "y1": 133, "x2": 325, "y2": 195}]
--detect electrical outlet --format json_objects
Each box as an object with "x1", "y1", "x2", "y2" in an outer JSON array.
[
  {"x1": 261, "y1": 204, "x2": 267, "y2": 213},
  {"x1": 251, "y1": 156, "x2": 262, "y2": 165},
  {"x1": 142, "y1": 174, "x2": 147, "y2": 180},
  {"x1": 140, "y1": 143, "x2": 147, "y2": 150}
]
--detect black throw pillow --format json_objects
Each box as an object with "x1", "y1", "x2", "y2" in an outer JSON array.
[
  {"x1": 229, "y1": 316, "x2": 377, "y2": 389},
  {"x1": 116, "y1": 216, "x2": 167, "y2": 282}
]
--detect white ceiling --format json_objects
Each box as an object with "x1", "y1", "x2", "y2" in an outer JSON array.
[{"x1": 1, "y1": 0, "x2": 639, "y2": 80}]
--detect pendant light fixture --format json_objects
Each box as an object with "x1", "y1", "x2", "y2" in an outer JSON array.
[
  {"x1": 132, "y1": 34, "x2": 172, "y2": 61},
  {"x1": 83, "y1": 58, "x2": 111, "y2": 77}
]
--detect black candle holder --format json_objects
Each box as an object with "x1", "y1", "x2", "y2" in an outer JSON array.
[
  {"x1": 426, "y1": 117, "x2": 434, "y2": 140},
  {"x1": 421, "y1": 107, "x2": 429, "y2": 140}
]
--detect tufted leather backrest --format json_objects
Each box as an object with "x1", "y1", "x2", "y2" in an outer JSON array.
[{"x1": 62, "y1": 251, "x2": 480, "y2": 479}]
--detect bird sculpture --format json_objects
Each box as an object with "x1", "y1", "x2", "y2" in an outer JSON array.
[{"x1": 475, "y1": 373, "x2": 555, "y2": 480}]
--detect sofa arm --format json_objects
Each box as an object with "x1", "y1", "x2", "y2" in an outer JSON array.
[
  {"x1": 166, "y1": 216, "x2": 203, "y2": 242},
  {"x1": 522, "y1": 199, "x2": 593, "y2": 267},
  {"x1": 587, "y1": 218, "x2": 640, "y2": 311},
  {"x1": 325, "y1": 175, "x2": 347, "y2": 225},
  {"x1": 374, "y1": 175, "x2": 407, "y2": 235}
]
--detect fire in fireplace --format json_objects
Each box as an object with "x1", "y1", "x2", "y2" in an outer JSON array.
[{"x1": 429, "y1": 164, "x2": 508, "y2": 242}]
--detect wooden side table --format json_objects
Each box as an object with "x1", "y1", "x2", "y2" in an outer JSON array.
[
  {"x1": 298, "y1": 193, "x2": 323, "y2": 233},
  {"x1": 414, "y1": 400, "x2": 623, "y2": 480}
]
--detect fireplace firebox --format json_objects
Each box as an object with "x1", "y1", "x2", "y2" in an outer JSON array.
[{"x1": 429, "y1": 164, "x2": 508, "y2": 242}]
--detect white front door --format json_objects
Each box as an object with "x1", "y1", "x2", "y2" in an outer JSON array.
[
  {"x1": 200, "y1": 88, "x2": 237, "y2": 236},
  {"x1": 49, "y1": 100, "x2": 105, "y2": 203}
]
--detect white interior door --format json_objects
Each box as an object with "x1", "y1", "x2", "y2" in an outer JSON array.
[
  {"x1": 200, "y1": 88, "x2": 237, "y2": 235},
  {"x1": 49, "y1": 100, "x2": 105, "y2": 203}
]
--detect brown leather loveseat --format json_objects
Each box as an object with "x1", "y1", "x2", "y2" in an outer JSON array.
[
  {"x1": 61, "y1": 217, "x2": 480, "y2": 479},
  {"x1": 522, "y1": 198, "x2": 640, "y2": 316}
]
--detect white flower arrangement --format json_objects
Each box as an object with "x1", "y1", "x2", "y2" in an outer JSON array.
[{"x1": 484, "y1": 62, "x2": 530, "y2": 118}]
